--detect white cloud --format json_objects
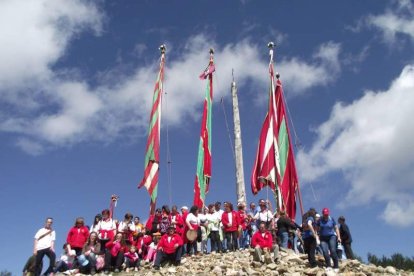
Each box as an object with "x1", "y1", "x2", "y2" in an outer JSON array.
[
  {"x1": 364, "y1": 1, "x2": 414, "y2": 45},
  {"x1": 0, "y1": 0, "x2": 102, "y2": 93},
  {"x1": 297, "y1": 65, "x2": 414, "y2": 227},
  {"x1": 0, "y1": 1, "x2": 341, "y2": 154},
  {"x1": 277, "y1": 42, "x2": 341, "y2": 95}
]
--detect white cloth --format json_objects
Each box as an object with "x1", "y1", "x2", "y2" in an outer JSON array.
[
  {"x1": 227, "y1": 212, "x2": 233, "y2": 225},
  {"x1": 186, "y1": 213, "x2": 200, "y2": 225},
  {"x1": 117, "y1": 221, "x2": 136, "y2": 233},
  {"x1": 60, "y1": 249, "x2": 76, "y2": 264},
  {"x1": 34, "y1": 228, "x2": 56, "y2": 251},
  {"x1": 254, "y1": 210, "x2": 273, "y2": 223},
  {"x1": 97, "y1": 219, "x2": 116, "y2": 231},
  {"x1": 206, "y1": 213, "x2": 220, "y2": 231}
]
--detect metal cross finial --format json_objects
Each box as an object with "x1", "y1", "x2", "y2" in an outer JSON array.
[
  {"x1": 209, "y1": 48, "x2": 215, "y2": 55},
  {"x1": 276, "y1": 72, "x2": 280, "y2": 79},
  {"x1": 159, "y1": 44, "x2": 166, "y2": 54},
  {"x1": 268, "y1": 42, "x2": 275, "y2": 62}
]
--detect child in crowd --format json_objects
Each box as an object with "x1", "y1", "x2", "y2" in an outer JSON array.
[
  {"x1": 53, "y1": 243, "x2": 76, "y2": 273},
  {"x1": 145, "y1": 232, "x2": 161, "y2": 264},
  {"x1": 124, "y1": 245, "x2": 140, "y2": 272}
]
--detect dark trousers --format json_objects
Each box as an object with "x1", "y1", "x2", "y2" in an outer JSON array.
[
  {"x1": 224, "y1": 231, "x2": 238, "y2": 251},
  {"x1": 104, "y1": 251, "x2": 124, "y2": 270},
  {"x1": 343, "y1": 242, "x2": 355, "y2": 260},
  {"x1": 35, "y1": 248, "x2": 56, "y2": 276},
  {"x1": 303, "y1": 237, "x2": 317, "y2": 267},
  {"x1": 154, "y1": 247, "x2": 182, "y2": 267},
  {"x1": 210, "y1": 231, "x2": 222, "y2": 252},
  {"x1": 125, "y1": 258, "x2": 139, "y2": 268},
  {"x1": 186, "y1": 241, "x2": 197, "y2": 255}
]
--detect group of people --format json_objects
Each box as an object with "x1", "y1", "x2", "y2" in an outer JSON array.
[{"x1": 26, "y1": 199, "x2": 354, "y2": 276}]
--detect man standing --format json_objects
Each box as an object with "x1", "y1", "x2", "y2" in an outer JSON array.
[
  {"x1": 251, "y1": 222, "x2": 279, "y2": 264},
  {"x1": 153, "y1": 225, "x2": 183, "y2": 270},
  {"x1": 34, "y1": 217, "x2": 56, "y2": 276},
  {"x1": 338, "y1": 216, "x2": 354, "y2": 259}
]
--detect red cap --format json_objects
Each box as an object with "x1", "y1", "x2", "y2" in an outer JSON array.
[{"x1": 322, "y1": 208, "x2": 330, "y2": 215}]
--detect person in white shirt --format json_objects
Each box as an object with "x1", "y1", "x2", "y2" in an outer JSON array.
[
  {"x1": 117, "y1": 212, "x2": 136, "y2": 245},
  {"x1": 253, "y1": 199, "x2": 273, "y2": 230},
  {"x1": 206, "y1": 204, "x2": 222, "y2": 253},
  {"x1": 34, "y1": 217, "x2": 56, "y2": 276}
]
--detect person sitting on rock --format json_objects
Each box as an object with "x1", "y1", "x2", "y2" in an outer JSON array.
[
  {"x1": 153, "y1": 225, "x2": 183, "y2": 270},
  {"x1": 104, "y1": 233, "x2": 126, "y2": 273},
  {"x1": 251, "y1": 222, "x2": 279, "y2": 264},
  {"x1": 124, "y1": 245, "x2": 140, "y2": 272},
  {"x1": 66, "y1": 217, "x2": 89, "y2": 256}
]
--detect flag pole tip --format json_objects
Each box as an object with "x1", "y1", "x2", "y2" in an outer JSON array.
[
  {"x1": 209, "y1": 48, "x2": 215, "y2": 54},
  {"x1": 159, "y1": 44, "x2": 166, "y2": 53},
  {"x1": 267, "y1": 42, "x2": 275, "y2": 49},
  {"x1": 276, "y1": 72, "x2": 280, "y2": 79}
]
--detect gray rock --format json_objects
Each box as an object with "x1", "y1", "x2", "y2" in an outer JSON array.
[{"x1": 385, "y1": 266, "x2": 397, "y2": 275}]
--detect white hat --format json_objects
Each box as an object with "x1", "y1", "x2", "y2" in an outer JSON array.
[{"x1": 181, "y1": 206, "x2": 188, "y2": 210}]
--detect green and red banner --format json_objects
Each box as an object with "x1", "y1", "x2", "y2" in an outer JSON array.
[
  {"x1": 194, "y1": 52, "x2": 215, "y2": 208},
  {"x1": 138, "y1": 48, "x2": 165, "y2": 215},
  {"x1": 251, "y1": 52, "x2": 299, "y2": 219}
]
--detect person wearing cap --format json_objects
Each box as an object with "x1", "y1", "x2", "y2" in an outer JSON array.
[
  {"x1": 153, "y1": 225, "x2": 183, "y2": 270},
  {"x1": 253, "y1": 199, "x2": 274, "y2": 230},
  {"x1": 338, "y1": 216, "x2": 354, "y2": 260},
  {"x1": 144, "y1": 232, "x2": 161, "y2": 264},
  {"x1": 317, "y1": 208, "x2": 341, "y2": 272},
  {"x1": 251, "y1": 222, "x2": 279, "y2": 264}
]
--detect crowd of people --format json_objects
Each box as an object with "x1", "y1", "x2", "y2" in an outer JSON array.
[{"x1": 25, "y1": 199, "x2": 355, "y2": 276}]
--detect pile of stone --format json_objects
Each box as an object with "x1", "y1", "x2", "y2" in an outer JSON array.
[{"x1": 65, "y1": 248, "x2": 414, "y2": 276}]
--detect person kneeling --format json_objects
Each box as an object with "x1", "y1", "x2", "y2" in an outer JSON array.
[
  {"x1": 251, "y1": 222, "x2": 279, "y2": 264},
  {"x1": 153, "y1": 226, "x2": 183, "y2": 270}
]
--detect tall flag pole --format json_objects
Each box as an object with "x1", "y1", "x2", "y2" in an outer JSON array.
[
  {"x1": 138, "y1": 44, "x2": 166, "y2": 215},
  {"x1": 194, "y1": 48, "x2": 215, "y2": 208},
  {"x1": 251, "y1": 42, "x2": 283, "y2": 210},
  {"x1": 275, "y1": 72, "x2": 300, "y2": 219}
]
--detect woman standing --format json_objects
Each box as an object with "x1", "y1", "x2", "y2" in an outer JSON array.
[
  {"x1": 66, "y1": 217, "x2": 89, "y2": 256},
  {"x1": 317, "y1": 208, "x2": 341, "y2": 272},
  {"x1": 184, "y1": 206, "x2": 200, "y2": 255},
  {"x1": 221, "y1": 202, "x2": 240, "y2": 252}
]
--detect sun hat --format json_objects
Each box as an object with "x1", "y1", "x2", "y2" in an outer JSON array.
[{"x1": 77, "y1": 254, "x2": 89, "y2": 267}]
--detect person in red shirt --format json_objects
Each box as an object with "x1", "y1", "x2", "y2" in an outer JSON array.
[
  {"x1": 251, "y1": 222, "x2": 279, "y2": 264},
  {"x1": 237, "y1": 203, "x2": 249, "y2": 249},
  {"x1": 153, "y1": 225, "x2": 183, "y2": 270},
  {"x1": 104, "y1": 233, "x2": 126, "y2": 273},
  {"x1": 221, "y1": 202, "x2": 241, "y2": 251},
  {"x1": 66, "y1": 217, "x2": 89, "y2": 256}
]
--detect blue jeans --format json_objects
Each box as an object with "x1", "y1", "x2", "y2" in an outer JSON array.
[
  {"x1": 238, "y1": 229, "x2": 250, "y2": 249},
  {"x1": 320, "y1": 235, "x2": 339, "y2": 268},
  {"x1": 278, "y1": 232, "x2": 289, "y2": 249}
]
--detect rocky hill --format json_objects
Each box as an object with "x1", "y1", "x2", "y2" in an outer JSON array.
[{"x1": 96, "y1": 248, "x2": 413, "y2": 276}]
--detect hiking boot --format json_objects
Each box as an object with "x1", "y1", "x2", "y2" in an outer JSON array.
[
  {"x1": 90, "y1": 268, "x2": 96, "y2": 275},
  {"x1": 114, "y1": 269, "x2": 120, "y2": 273},
  {"x1": 153, "y1": 266, "x2": 160, "y2": 270}
]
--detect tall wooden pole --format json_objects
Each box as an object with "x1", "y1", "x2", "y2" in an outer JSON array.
[{"x1": 231, "y1": 74, "x2": 246, "y2": 206}]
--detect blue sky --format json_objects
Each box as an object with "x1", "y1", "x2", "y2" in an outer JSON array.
[{"x1": 1, "y1": 0, "x2": 414, "y2": 274}]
